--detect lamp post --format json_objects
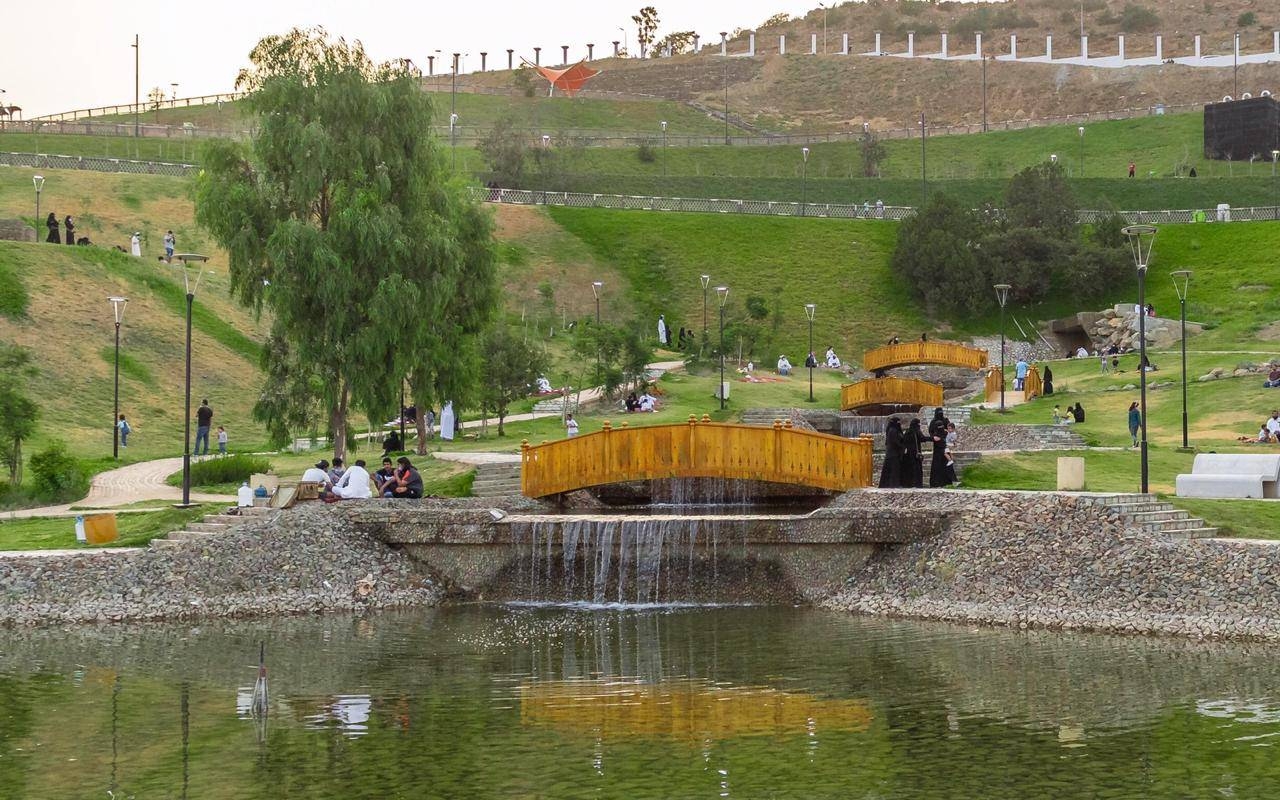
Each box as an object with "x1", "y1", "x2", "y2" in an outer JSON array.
[
  {"x1": 818, "y1": 2, "x2": 829, "y2": 53},
  {"x1": 919, "y1": 112, "x2": 927, "y2": 205},
  {"x1": 591, "y1": 280, "x2": 603, "y2": 323},
  {"x1": 32, "y1": 175, "x2": 44, "y2": 235},
  {"x1": 1272, "y1": 150, "x2": 1279, "y2": 220},
  {"x1": 1123, "y1": 225, "x2": 1157, "y2": 494},
  {"x1": 800, "y1": 147, "x2": 810, "y2": 217},
  {"x1": 450, "y1": 112, "x2": 459, "y2": 169},
  {"x1": 171, "y1": 82, "x2": 178, "y2": 106},
  {"x1": 1172, "y1": 270, "x2": 1192, "y2": 450},
  {"x1": 132, "y1": 34, "x2": 140, "y2": 140},
  {"x1": 994, "y1": 284, "x2": 1010, "y2": 413},
  {"x1": 173, "y1": 253, "x2": 209, "y2": 507},
  {"x1": 660, "y1": 120, "x2": 668, "y2": 182},
  {"x1": 109, "y1": 297, "x2": 128, "y2": 459},
  {"x1": 723, "y1": 48, "x2": 731, "y2": 145},
  {"x1": 1078, "y1": 126, "x2": 1085, "y2": 178},
  {"x1": 700, "y1": 272, "x2": 710, "y2": 337},
  {"x1": 450, "y1": 53, "x2": 460, "y2": 166},
  {"x1": 717, "y1": 286, "x2": 729, "y2": 410},
  {"x1": 804, "y1": 303, "x2": 816, "y2": 402},
  {"x1": 981, "y1": 53, "x2": 989, "y2": 133}
]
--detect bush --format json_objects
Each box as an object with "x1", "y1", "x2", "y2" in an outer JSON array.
[
  {"x1": 1238, "y1": 12, "x2": 1257, "y2": 27},
  {"x1": 636, "y1": 142, "x2": 657, "y2": 163},
  {"x1": 1119, "y1": 3, "x2": 1159, "y2": 32},
  {"x1": 181, "y1": 453, "x2": 272, "y2": 488},
  {"x1": 29, "y1": 440, "x2": 89, "y2": 503}
]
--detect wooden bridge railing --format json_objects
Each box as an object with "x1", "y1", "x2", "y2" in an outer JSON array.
[
  {"x1": 520, "y1": 417, "x2": 873, "y2": 498},
  {"x1": 984, "y1": 367, "x2": 1003, "y2": 403},
  {"x1": 840, "y1": 377, "x2": 944, "y2": 412},
  {"x1": 984, "y1": 366, "x2": 1043, "y2": 403},
  {"x1": 863, "y1": 341, "x2": 988, "y2": 373}
]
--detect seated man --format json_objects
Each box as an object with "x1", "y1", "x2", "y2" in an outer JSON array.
[
  {"x1": 327, "y1": 457, "x2": 346, "y2": 485},
  {"x1": 1265, "y1": 367, "x2": 1280, "y2": 388},
  {"x1": 385, "y1": 456, "x2": 424, "y2": 499},
  {"x1": 332, "y1": 459, "x2": 373, "y2": 499},
  {"x1": 776, "y1": 355, "x2": 792, "y2": 376},
  {"x1": 1075, "y1": 346, "x2": 1089, "y2": 358},
  {"x1": 382, "y1": 430, "x2": 402, "y2": 455},
  {"x1": 374, "y1": 457, "x2": 398, "y2": 496},
  {"x1": 536, "y1": 376, "x2": 554, "y2": 394},
  {"x1": 302, "y1": 460, "x2": 331, "y2": 487},
  {"x1": 639, "y1": 392, "x2": 657, "y2": 412},
  {"x1": 824, "y1": 347, "x2": 841, "y2": 369},
  {"x1": 625, "y1": 391, "x2": 640, "y2": 412}
]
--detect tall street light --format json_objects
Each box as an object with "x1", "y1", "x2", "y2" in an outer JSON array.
[
  {"x1": 981, "y1": 53, "x2": 989, "y2": 133},
  {"x1": 132, "y1": 34, "x2": 140, "y2": 140},
  {"x1": 109, "y1": 297, "x2": 128, "y2": 459},
  {"x1": 660, "y1": 120, "x2": 668, "y2": 183},
  {"x1": 1124, "y1": 224, "x2": 1157, "y2": 494},
  {"x1": 919, "y1": 112, "x2": 928, "y2": 206},
  {"x1": 450, "y1": 112, "x2": 459, "y2": 170},
  {"x1": 804, "y1": 303, "x2": 816, "y2": 402},
  {"x1": 1272, "y1": 149, "x2": 1279, "y2": 220},
  {"x1": 1078, "y1": 126, "x2": 1085, "y2": 177},
  {"x1": 722, "y1": 50, "x2": 731, "y2": 145},
  {"x1": 1172, "y1": 270, "x2": 1192, "y2": 450},
  {"x1": 994, "y1": 283, "x2": 1010, "y2": 413},
  {"x1": 173, "y1": 253, "x2": 208, "y2": 507},
  {"x1": 717, "y1": 286, "x2": 729, "y2": 410},
  {"x1": 818, "y1": 2, "x2": 829, "y2": 53},
  {"x1": 800, "y1": 147, "x2": 810, "y2": 217},
  {"x1": 591, "y1": 280, "x2": 603, "y2": 323},
  {"x1": 32, "y1": 175, "x2": 44, "y2": 235},
  {"x1": 700, "y1": 274, "x2": 711, "y2": 353}
]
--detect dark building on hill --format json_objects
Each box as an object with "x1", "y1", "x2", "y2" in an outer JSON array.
[{"x1": 1204, "y1": 95, "x2": 1280, "y2": 161}]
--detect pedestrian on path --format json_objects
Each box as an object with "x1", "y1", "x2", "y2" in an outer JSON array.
[
  {"x1": 217, "y1": 426, "x2": 228, "y2": 455},
  {"x1": 45, "y1": 213, "x2": 60, "y2": 244},
  {"x1": 117, "y1": 414, "x2": 131, "y2": 448},
  {"x1": 164, "y1": 230, "x2": 176, "y2": 261},
  {"x1": 1128, "y1": 402, "x2": 1141, "y2": 447},
  {"x1": 195, "y1": 399, "x2": 213, "y2": 455},
  {"x1": 130, "y1": 232, "x2": 142, "y2": 257},
  {"x1": 566, "y1": 413, "x2": 579, "y2": 437},
  {"x1": 64, "y1": 216, "x2": 75, "y2": 245}
]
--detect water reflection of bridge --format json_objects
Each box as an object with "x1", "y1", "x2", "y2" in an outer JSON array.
[
  {"x1": 519, "y1": 678, "x2": 873, "y2": 742},
  {"x1": 520, "y1": 417, "x2": 873, "y2": 498}
]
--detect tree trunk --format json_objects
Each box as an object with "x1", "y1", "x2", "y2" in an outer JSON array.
[
  {"x1": 415, "y1": 414, "x2": 427, "y2": 455},
  {"x1": 330, "y1": 382, "x2": 349, "y2": 460},
  {"x1": 497, "y1": 410, "x2": 506, "y2": 437}
]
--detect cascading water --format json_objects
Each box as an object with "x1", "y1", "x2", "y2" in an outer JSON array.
[{"x1": 508, "y1": 514, "x2": 760, "y2": 605}]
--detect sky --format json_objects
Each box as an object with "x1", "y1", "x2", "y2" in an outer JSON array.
[{"x1": 3, "y1": 0, "x2": 831, "y2": 117}]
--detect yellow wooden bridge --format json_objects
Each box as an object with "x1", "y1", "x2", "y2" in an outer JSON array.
[
  {"x1": 984, "y1": 365, "x2": 1043, "y2": 403},
  {"x1": 840, "y1": 376, "x2": 944, "y2": 413},
  {"x1": 520, "y1": 417, "x2": 873, "y2": 498},
  {"x1": 863, "y1": 341, "x2": 988, "y2": 373}
]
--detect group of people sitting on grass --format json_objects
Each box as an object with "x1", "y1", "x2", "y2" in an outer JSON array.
[
  {"x1": 625, "y1": 388, "x2": 659, "y2": 413},
  {"x1": 1243, "y1": 411, "x2": 1280, "y2": 444},
  {"x1": 300, "y1": 456, "x2": 424, "y2": 500},
  {"x1": 1052, "y1": 403, "x2": 1086, "y2": 425}
]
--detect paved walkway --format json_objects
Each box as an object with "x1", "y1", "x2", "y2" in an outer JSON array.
[{"x1": 3, "y1": 457, "x2": 234, "y2": 520}]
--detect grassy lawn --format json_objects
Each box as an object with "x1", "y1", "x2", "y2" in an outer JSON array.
[{"x1": 0, "y1": 503, "x2": 220, "y2": 550}]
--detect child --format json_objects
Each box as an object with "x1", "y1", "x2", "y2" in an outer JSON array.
[
  {"x1": 944, "y1": 423, "x2": 958, "y2": 468},
  {"x1": 217, "y1": 425, "x2": 228, "y2": 455},
  {"x1": 565, "y1": 413, "x2": 579, "y2": 437},
  {"x1": 117, "y1": 414, "x2": 131, "y2": 448},
  {"x1": 1052, "y1": 405, "x2": 1062, "y2": 425}
]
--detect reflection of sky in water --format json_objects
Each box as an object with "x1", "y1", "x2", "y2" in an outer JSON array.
[
  {"x1": 303, "y1": 695, "x2": 373, "y2": 737},
  {"x1": 1197, "y1": 699, "x2": 1280, "y2": 730}
]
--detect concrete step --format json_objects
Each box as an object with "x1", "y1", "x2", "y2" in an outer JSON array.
[
  {"x1": 165, "y1": 530, "x2": 221, "y2": 543},
  {"x1": 1170, "y1": 527, "x2": 1221, "y2": 540},
  {"x1": 1129, "y1": 510, "x2": 1191, "y2": 523},
  {"x1": 148, "y1": 537, "x2": 186, "y2": 550},
  {"x1": 184, "y1": 522, "x2": 232, "y2": 533},
  {"x1": 1101, "y1": 501, "x2": 1175, "y2": 514},
  {"x1": 202, "y1": 514, "x2": 241, "y2": 524},
  {"x1": 1132, "y1": 517, "x2": 1211, "y2": 533}
]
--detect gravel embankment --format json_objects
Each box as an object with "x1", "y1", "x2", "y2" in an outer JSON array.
[
  {"x1": 0, "y1": 503, "x2": 442, "y2": 626},
  {"x1": 824, "y1": 490, "x2": 1280, "y2": 641}
]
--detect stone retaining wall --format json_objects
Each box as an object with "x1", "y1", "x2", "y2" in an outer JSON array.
[{"x1": 825, "y1": 490, "x2": 1280, "y2": 641}]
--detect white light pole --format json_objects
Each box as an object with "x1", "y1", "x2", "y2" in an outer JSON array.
[
  {"x1": 700, "y1": 274, "x2": 711, "y2": 356},
  {"x1": 1123, "y1": 225, "x2": 1156, "y2": 494},
  {"x1": 1171, "y1": 270, "x2": 1192, "y2": 450},
  {"x1": 1078, "y1": 126, "x2": 1085, "y2": 177},
  {"x1": 660, "y1": 120, "x2": 668, "y2": 181},
  {"x1": 591, "y1": 280, "x2": 603, "y2": 324},
  {"x1": 32, "y1": 175, "x2": 44, "y2": 237},
  {"x1": 805, "y1": 303, "x2": 816, "y2": 402},
  {"x1": 717, "y1": 286, "x2": 730, "y2": 411},
  {"x1": 800, "y1": 146, "x2": 810, "y2": 217},
  {"x1": 173, "y1": 254, "x2": 209, "y2": 507},
  {"x1": 994, "y1": 283, "x2": 1011, "y2": 413},
  {"x1": 450, "y1": 112, "x2": 459, "y2": 169},
  {"x1": 109, "y1": 297, "x2": 128, "y2": 458}
]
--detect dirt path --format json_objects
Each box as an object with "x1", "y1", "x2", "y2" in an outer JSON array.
[{"x1": 3, "y1": 457, "x2": 234, "y2": 520}]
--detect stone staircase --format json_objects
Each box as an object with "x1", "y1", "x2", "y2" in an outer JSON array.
[
  {"x1": 470, "y1": 461, "x2": 523, "y2": 498},
  {"x1": 1026, "y1": 424, "x2": 1088, "y2": 449},
  {"x1": 1084, "y1": 494, "x2": 1219, "y2": 540},
  {"x1": 150, "y1": 506, "x2": 276, "y2": 549}
]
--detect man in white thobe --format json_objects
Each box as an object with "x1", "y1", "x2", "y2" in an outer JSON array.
[{"x1": 333, "y1": 459, "x2": 373, "y2": 499}]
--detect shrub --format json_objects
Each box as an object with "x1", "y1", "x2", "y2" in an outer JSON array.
[
  {"x1": 1119, "y1": 3, "x2": 1159, "y2": 32},
  {"x1": 1238, "y1": 12, "x2": 1257, "y2": 27},
  {"x1": 30, "y1": 440, "x2": 89, "y2": 503},
  {"x1": 636, "y1": 142, "x2": 657, "y2": 163},
  {"x1": 182, "y1": 453, "x2": 272, "y2": 488}
]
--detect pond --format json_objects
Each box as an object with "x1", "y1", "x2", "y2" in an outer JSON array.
[{"x1": 1, "y1": 605, "x2": 1277, "y2": 798}]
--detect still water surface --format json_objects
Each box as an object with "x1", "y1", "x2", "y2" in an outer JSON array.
[{"x1": 1, "y1": 605, "x2": 1279, "y2": 799}]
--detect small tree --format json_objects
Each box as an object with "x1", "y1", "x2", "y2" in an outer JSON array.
[
  {"x1": 653, "y1": 31, "x2": 696, "y2": 56},
  {"x1": 479, "y1": 326, "x2": 546, "y2": 436},
  {"x1": 631, "y1": 6, "x2": 660, "y2": 58},
  {"x1": 478, "y1": 115, "x2": 528, "y2": 187},
  {"x1": 859, "y1": 130, "x2": 887, "y2": 178},
  {"x1": 0, "y1": 344, "x2": 38, "y2": 486},
  {"x1": 891, "y1": 193, "x2": 987, "y2": 316},
  {"x1": 1004, "y1": 161, "x2": 1077, "y2": 241},
  {"x1": 148, "y1": 87, "x2": 166, "y2": 122}
]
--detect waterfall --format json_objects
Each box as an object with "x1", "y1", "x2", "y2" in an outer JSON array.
[{"x1": 509, "y1": 516, "x2": 744, "y2": 604}]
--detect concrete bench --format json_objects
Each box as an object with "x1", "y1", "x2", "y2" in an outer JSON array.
[{"x1": 1175, "y1": 453, "x2": 1280, "y2": 499}]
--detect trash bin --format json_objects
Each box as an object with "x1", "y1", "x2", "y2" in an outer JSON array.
[{"x1": 83, "y1": 513, "x2": 119, "y2": 545}]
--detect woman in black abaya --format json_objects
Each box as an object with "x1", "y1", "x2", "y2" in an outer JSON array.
[
  {"x1": 879, "y1": 417, "x2": 904, "y2": 488},
  {"x1": 928, "y1": 408, "x2": 951, "y2": 487},
  {"x1": 1043, "y1": 364, "x2": 1054, "y2": 395},
  {"x1": 900, "y1": 417, "x2": 928, "y2": 488},
  {"x1": 45, "y1": 213, "x2": 59, "y2": 244}
]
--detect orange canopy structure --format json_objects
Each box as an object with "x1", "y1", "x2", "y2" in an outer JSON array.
[{"x1": 523, "y1": 60, "x2": 601, "y2": 97}]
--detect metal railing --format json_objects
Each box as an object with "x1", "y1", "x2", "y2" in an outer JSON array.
[
  {"x1": 0, "y1": 151, "x2": 197, "y2": 177},
  {"x1": 2, "y1": 151, "x2": 1275, "y2": 225},
  {"x1": 29, "y1": 92, "x2": 247, "y2": 122}
]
